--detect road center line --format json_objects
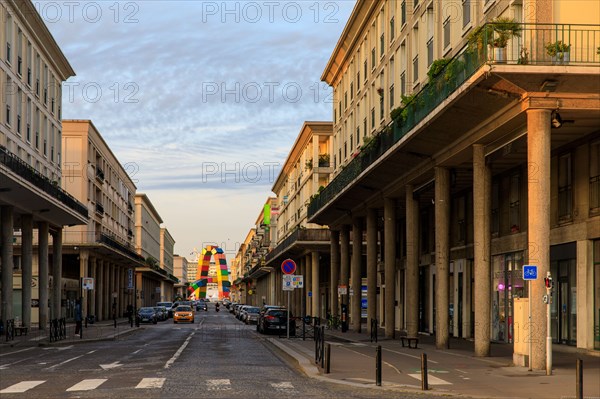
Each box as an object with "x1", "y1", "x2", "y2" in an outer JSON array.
[
  {"x1": 45, "y1": 354, "x2": 84, "y2": 370},
  {"x1": 0, "y1": 347, "x2": 34, "y2": 357},
  {"x1": 164, "y1": 331, "x2": 195, "y2": 369}
]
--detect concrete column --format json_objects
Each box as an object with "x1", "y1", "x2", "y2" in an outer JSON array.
[
  {"x1": 473, "y1": 144, "x2": 491, "y2": 356},
  {"x1": 21, "y1": 214, "x2": 33, "y2": 328},
  {"x1": 52, "y1": 228, "x2": 63, "y2": 319},
  {"x1": 38, "y1": 222, "x2": 49, "y2": 329},
  {"x1": 351, "y1": 218, "x2": 363, "y2": 332},
  {"x1": 406, "y1": 186, "x2": 419, "y2": 337},
  {"x1": 330, "y1": 230, "x2": 340, "y2": 317},
  {"x1": 366, "y1": 209, "x2": 378, "y2": 328},
  {"x1": 305, "y1": 254, "x2": 312, "y2": 316},
  {"x1": 1, "y1": 206, "x2": 14, "y2": 325},
  {"x1": 311, "y1": 251, "x2": 320, "y2": 319},
  {"x1": 299, "y1": 258, "x2": 305, "y2": 316},
  {"x1": 96, "y1": 259, "x2": 103, "y2": 321},
  {"x1": 527, "y1": 109, "x2": 551, "y2": 371},
  {"x1": 435, "y1": 167, "x2": 450, "y2": 349},
  {"x1": 384, "y1": 198, "x2": 396, "y2": 338},
  {"x1": 340, "y1": 225, "x2": 350, "y2": 319},
  {"x1": 90, "y1": 257, "x2": 96, "y2": 319},
  {"x1": 79, "y1": 250, "x2": 89, "y2": 321}
]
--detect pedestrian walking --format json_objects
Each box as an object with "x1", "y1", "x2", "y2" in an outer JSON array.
[{"x1": 74, "y1": 299, "x2": 83, "y2": 336}]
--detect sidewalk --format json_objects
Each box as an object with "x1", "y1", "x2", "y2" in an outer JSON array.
[
  {"x1": 0, "y1": 318, "x2": 140, "y2": 348},
  {"x1": 267, "y1": 325, "x2": 600, "y2": 399}
]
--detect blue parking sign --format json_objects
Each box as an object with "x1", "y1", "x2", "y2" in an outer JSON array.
[{"x1": 523, "y1": 265, "x2": 537, "y2": 280}]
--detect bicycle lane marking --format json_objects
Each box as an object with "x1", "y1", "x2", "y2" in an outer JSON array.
[{"x1": 339, "y1": 346, "x2": 402, "y2": 376}]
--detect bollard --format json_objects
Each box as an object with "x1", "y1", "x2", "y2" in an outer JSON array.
[
  {"x1": 576, "y1": 358, "x2": 583, "y2": 399},
  {"x1": 421, "y1": 353, "x2": 428, "y2": 391},
  {"x1": 325, "y1": 343, "x2": 331, "y2": 374},
  {"x1": 376, "y1": 345, "x2": 382, "y2": 386}
]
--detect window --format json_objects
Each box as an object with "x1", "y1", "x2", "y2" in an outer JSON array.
[
  {"x1": 414, "y1": 0, "x2": 419, "y2": 7},
  {"x1": 462, "y1": 0, "x2": 471, "y2": 28},
  {"x1": 413, "y1": 55, "x2": 419, "y2": 83},
  {"x1": 443, "y1": 17, "x2": 451, "y2": 49},
  {"x1": 338, "y1": 149, "x2": 341, "y2": 165},
  {"x1": 401, "y1": 1, "x2": 406, "y2": 26},
  {"x1": 380, "y1": 33, "x2": 385, "y2": 56},
  {"x1": 364, "y1": 60, "x2": 368, "y2": 84},
  {"x1": 344, "y1": 141, "x2": 347, "y2": 159},
  {"x1": 380, "y1": 95, "x2": 384, "y2": 120},
  {"x1": 26, "y1": 42, "x2": 32, "y2": 86},
  {"x1": 590, "y1": 140, "x2": 600, "y2": 212},
  {"x1": 427, "y1": 38, "x2": 434, "y2": 67},
  {"x1": 26, "y1": 99, "x2": 31, "y2": 142},
  {"x1": 390, "y1": 17, "x2": 395, "y2": 41},
  {"x1": 5, "y1": 14, "x2": 12, "y2": 64},
  {"x1": 356, "y1": 126, "x2": 360, "y2": 146},
  {"x1": 357, "y1": 71, "x2": 360, "y2": 88},
  {"x1": 454, "y1": 195, "x2": 466, "y2": 244},
  {"x1": 17, "y1": 29, "x2": 22, "y2": 75},
  {"x1": 371, "y1": 47, "x2": 376, "y2": 69},
  {"x1": 344, "y1": 91, "x2": 348, "y2": 109},
  {"x1": 16, "y1": 89, "x2": 21, "y2": 134},
  {"x1": 43, "y1": 65, "x2": 48, "y2": 104},
  {"x1": 491, "y1": 181, "x2": 499, "y2": 236},
  {"x1": 350, "y1": 82, "x2": 354, "y2": 100},
  {"x1": 363, "y1": 118, "x2": 367, "y2": 139},
  {"x1": 350, "y1": 134, "x2": 353, "y2": 151},
  {"x1": 558, "y1": 153, "x2": 572, "y2": 221},
  {"x1": 371, "y1": 108, "x2": 375, "y2": 129},
  {"x1": 338, "y1": 101, "x2": 342, "y2": 119},
  {"x1": 400, "y1": 72, "x2": 406, "y2": 96},
  {"x1": 5, "y1": 78, "x2": 11, "y2": 126},
  {"x1": 389, "y1": 85, "x2": 394, "y2": 109},
  {"x1": 509, "y1": 172, "x2": 520, "y2": 233}
]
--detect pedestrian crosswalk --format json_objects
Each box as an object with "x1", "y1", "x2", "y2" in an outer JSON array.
[{"x1": 0, "y1": 378, "x2": 296, "y2": 394}]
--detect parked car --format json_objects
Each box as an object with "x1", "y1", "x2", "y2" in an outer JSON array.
[
  {"x1": 237, "y1": 305, "x2": 250, "y2": 321},
  {"x1": 156, "y1": 302, "x2": 174, "y2": 317},
  {"x1": 173, "y1": 305, "x2": 194, "y2": 323},
  {"x1": 138, "y1": 307, "x2": 158, "y2": 324},
  {"x1": 258, "y1": 308, "x2": 294, "y2": 335},
  {"x1": 260, "y1": 304, "x2": 285, "y2": 317},
  {"x1": 153, "y1": 306, "x2": 168, "y2": 321},
  {"x1": 244, "y1": 306, "x2": 260, "y2": 324},
  {"x1": 196, "y1": 301, "x2": 208, "y2": 311}
]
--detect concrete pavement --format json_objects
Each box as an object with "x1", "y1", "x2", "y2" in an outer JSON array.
[{"x1": 266, "y1": 325, "x2": 600, "y2": 399}]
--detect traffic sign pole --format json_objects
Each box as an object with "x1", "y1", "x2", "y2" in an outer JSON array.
[{"x1": 529, "y1": 279, "x2": 532, "y2": 371}]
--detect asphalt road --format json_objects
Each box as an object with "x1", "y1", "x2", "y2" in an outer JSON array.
[{"x1": 0, "y1": 305, "x2": 451, "y2": 398}]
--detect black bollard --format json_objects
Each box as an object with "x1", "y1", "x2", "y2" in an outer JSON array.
[
  {"x1": 376, "y1": 345, "x2": 382, "y2": 386},
  {"x1": 325, "y1": 343, "x2": 331, "y2": 374},
  {"x1": 421, "y1": 353, "x2": 428, "y2": 391},
  {"x1": 576, "y1": 358, "x2": 583, "y2": 399}
]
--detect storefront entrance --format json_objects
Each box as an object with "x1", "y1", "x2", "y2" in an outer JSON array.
[
  {"x1": 550, "y1": 243, "x2": 577, "y2": 346},
  {"x1": 492, "y1": 252, "x2": 526, "y2": 343}
]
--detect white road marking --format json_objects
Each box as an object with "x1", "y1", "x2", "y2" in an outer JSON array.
[
  {"x1": 87, "y1": 350, "x2": 97, "y2": 354},
  {"x1": 44, "y1": 354, "x2": 84, "y2": 370},
  {"x1": 383, "y1": 348, "x2": 439, "y2": 363},
  {"x1": 132, "y1": 349, "x2": 142, "y2": 354},
  {"x1": 100, "y1": 361, "x2": 122, "y2": 370},
  {"x1": 135, "y1": 378, "x2": 165, "y2": 389},
  {"x1": 164, "y1": 331, "x2": 195, "y2": 369},
  {"x1": 66, "y1": 378, "x2": 107, "y2": 391},
  {"x1": 271, "y1": 382, "x2": 294, "y2": 392},
  {"x1": 407, "y1": 373, "x2": 452, "y2": 385},
  {"x1": 207, "y1": 379, "x2": 231, "y2": 390},
  {"x1": 0, "y1": 380, "x2": 45, "y2": 393},
  {"x1": 0, "y1": 347, "x2": 34, "y2": 357},
  {"x1": 455, "y1": 368, "x2": 468, "y2": 374}
]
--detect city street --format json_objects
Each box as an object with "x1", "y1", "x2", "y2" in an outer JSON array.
[{"x1": 0, "y1": 305, "x2": 448, "y2": 399}]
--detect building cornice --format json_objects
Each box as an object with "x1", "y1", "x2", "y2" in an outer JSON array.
[
  {"x1": 10, "y1": 0, "x2": 76, "y2": 80},
  {"x1": 136, "y1": 193, "x2": 164, "y2": 224}
]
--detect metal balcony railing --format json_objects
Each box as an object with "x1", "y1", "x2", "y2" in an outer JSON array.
[
  {"x1": 0, "y1": 145, "x2": 88, "y2": 219},
  {"x1": 95, "y1": 203, "x2": 104, "y2": 215},
  {"x1": 98, "y1": 232, "x2": 144, "y2": 262},
  {"x1": 95, "y1": 166, "x2": 104, "y2": 181},
  {"x1": 265, "y1": 228, "x2": 330, "y2": 263},
  {"x1": 308, "y1": 23, "x2": 600, "y2": 219}
]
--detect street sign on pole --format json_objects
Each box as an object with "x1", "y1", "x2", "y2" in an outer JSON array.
[
  {"x1": 523, "y1": 265, "x2": 537, "y2": 280},
  {"x1": 281, "y1": 259, "x2": 296, "y2": 275},
  {"x1": 127, "y1": 268, "x2": 134, "y2": 289},
  {"x1": 282, "y1": 275, "x2": 294, "y2": 291},
  {"x1": 82, "y1": 277, "x2": 94, "y2": 290}
]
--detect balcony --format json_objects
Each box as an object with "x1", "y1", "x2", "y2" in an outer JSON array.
[
  {"x1": 98, "y1": 232, "x2": 144, "y2": 263},
  {"x1": 264, "y1": 228, "x2": 330, "y2": 265},
  {"x1": 95, "y1": 166, "x2": 105, "y2": 182},
  {"x1": 127, "y1": 228, "x2": 133, "y2": 237},
  {"x1": 308, "y1": 23, "x2": 600, "y2": 222},
  {"x1": 0, "y1": 145, "x2": 88, "y2": 221}
]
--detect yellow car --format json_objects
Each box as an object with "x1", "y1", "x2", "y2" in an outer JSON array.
[{"x1": 173, "y1": 305, "x2": 194, "y2": 323}]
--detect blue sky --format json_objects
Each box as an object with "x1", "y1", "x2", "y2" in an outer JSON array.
[{"x1": 43, "y1": 1, "x2": 356, "y2": 260}]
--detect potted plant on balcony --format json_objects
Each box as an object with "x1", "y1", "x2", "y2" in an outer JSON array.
[
  {"x1": 545, "y1": 40, "x2": 571, "y2": 64},
  {"x1": 491, "y1": 17, "x2": 521, "y2": 63}
]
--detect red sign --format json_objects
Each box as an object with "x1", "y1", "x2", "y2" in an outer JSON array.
[{"x1": 281, "y1": 259, "x2": 296, "y2": 275}]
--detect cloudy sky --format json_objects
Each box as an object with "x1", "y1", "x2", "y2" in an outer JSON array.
[{"x1": 43, "y1": 1, "x2": 356, "y2": 261}]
